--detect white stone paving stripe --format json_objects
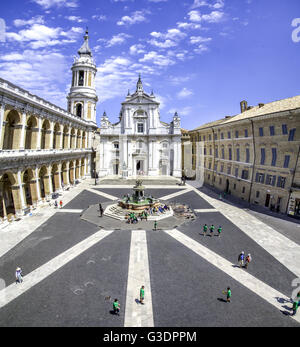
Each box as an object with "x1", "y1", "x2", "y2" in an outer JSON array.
[
  {"x1": 165, "y1": 229, "x2": 300, "y2": 324},
  {"x1": 194, "y1": 209, "x2": 218, "y2": 213},
  {"x1": 56, "y1": 209, "x2": 83, "y2": 213},
  {"x1": 0, "y1": 180, "x2": 93, "y2": 259},
  {"x1": 86, "y1": 188, "x2": 118, "y2": 201},
  {"x1": 189, "y1": 186, "x2": 300, "y2": 279},
  {"x1": 0, "y1": 229, "x2": 114, "y2": 309},
  {"x1": 160, "y1": 188, "x2": 192, "y2": 201},
  {"x1": 124, "y1": 230, "x2": 154, "y2": 327}
]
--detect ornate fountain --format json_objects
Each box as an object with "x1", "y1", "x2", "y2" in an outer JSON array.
[{"x1": 118, "y1": 180, "x2": 160, "y2": 211}]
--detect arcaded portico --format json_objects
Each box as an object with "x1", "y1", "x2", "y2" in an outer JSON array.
[{"x1": 0, "y1": 78, "x2": 97, "y2": 222}]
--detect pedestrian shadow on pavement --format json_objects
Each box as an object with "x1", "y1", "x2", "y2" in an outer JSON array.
[
  {"x1": 275, "y1": 297, "x2": 292, "y2": 304},
  {"x1": 217, "y1": 298, "x2": 227, "y2": 303},
  {"x1": 280, "y1": 310, "x2": 292, "y2": 316},
  {"x1": 109, "y1": 310, "x2": 120, "y2": 316},
  {"x1": 232, "y1": 265, "x2": 241, "y2": 268}
]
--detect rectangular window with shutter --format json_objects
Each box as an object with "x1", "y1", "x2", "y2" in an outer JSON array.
[
  {"x1": 246, "y1": 148, "x2": 250, "y2": 163},
  {"x1": 261, "y1": 148, "x2": 265, "y2": 165},
  {"x1": 283, "y1": 155, "x2": 290, "y2": 168},
  {"x1": 271, "y1": 148, "x2": 277, "y2": 166}
]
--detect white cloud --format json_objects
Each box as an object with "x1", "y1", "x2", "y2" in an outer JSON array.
[
  {"x1": 32, "y1": 0, "x2": 78, "y2": 9},
  {"x1": 98, "y1": 33, "x2": 132, "y2": 47},
  {"x1": 117, "y1": 10, "x2": 149, "y2": 26},
  {"x1": 148, "y1": 28, "x2": 186, "y2": 49},
  {"x1": 177, "y1": 22, "x2": 201, "y2": 30},
  {"x1": 13, "y1": 16, "x2": 44, "y2": 27},
  {"x1": 168, "y1": 106, "x2": 193, "y2": 116},
  {"x1": 139, "y1": 51, "x2": 175, "y2": 66},
  {"x1": 129, "y1": 44, "x2": 145, "y2": 55},
  {"x1": 92, "y1": 15, "x2": 107, "y2": 21},
  {"x1": 191, "y1": 0, "x2": 224, "y2": 10},
  {"x1": 0, "y1": 49, "x2": 69, "y2": 107},
  {"x1": 190, "y1": 35, "x2": 212, "y2": 44},
  {"x1": 194, "y1": 44, "x2": 209, "y2": 54},
  {"x1": 6, "y1": 24, "x2": 83, "y2": 49},
  {"x1": 177, "y1": 87, "x2": 193, "y2": 99},
  {"x1": 65, "y1": 16, "x2": 85, "y2": 23},
  {"x1": 188, "y1": 10, "x2": 224, "y2": 23}
]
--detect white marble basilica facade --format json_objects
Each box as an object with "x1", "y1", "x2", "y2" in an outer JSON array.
[{"x1": 98, "y1": 76, "x2": 182, "y2": 178}]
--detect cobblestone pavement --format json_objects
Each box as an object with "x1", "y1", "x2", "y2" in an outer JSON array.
[{"x1": 0, "y1": 179, "x2": 299, "y2": 327}]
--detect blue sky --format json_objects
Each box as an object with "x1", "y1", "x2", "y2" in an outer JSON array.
[{"x1": 0, "y1": 0, "x2": 299, "y2": 129}]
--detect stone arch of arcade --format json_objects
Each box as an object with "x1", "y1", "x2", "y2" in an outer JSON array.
[
  {"x1": 0, "y1": 157, "x2": 88, "y2": 220},
  {"x1": 1, "y1": 107, "x2": 90, "y2": 152}
]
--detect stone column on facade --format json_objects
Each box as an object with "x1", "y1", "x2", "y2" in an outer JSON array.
[
  {"x1": 19, "y1": 111, "x2": 27, "y2": 150},
  {"x1": 88, "y1": 131, "x2": 93, "y2": 149},
  {"x1": 0, "y1": 102, "x2": 6, "y2": 150},
  {"x1": 29, "y1": 176, "x2": 38, "y2": 205},
  {"x1": 68, "y1": 127, "x2": 71, "y2": 149},
  {"x1": 73, "y1": 161, "x2": 76, "y2": 182},
  {"x1": 78, "y1": 132, "x2": 82, "y2": 149},
  {"x1": 84, "y1": 157, "x2": 87, "y2": 176},
  {"x1": 54, "y1": 170, "x2": 61, "y2": 191},
  {"x1": 62, "y1": 163, "x2": 70, "y2": 187},
  {"x1": 149, "y1": 139, "x2": 153, "y2": 170},
  {"x1": 34, "y1": 167, "x2": 42, "y2": 203},
  {"x1": 17, "y1": 170, "x2": 27, "y2": 213},
  {"x1": 45, "y1": 166, "x2": 53, "y2": 197},
  {"x1": 49, "y1": 122, "x2": 54, "y2": 150},
  {"x1": 36, "y1": 117, "x2": 42, "y2": 150},
  {"x1": 59, "y1": 125, "x2": 64, "y2": 149},
  {"x1": 87, "y1": 154, "x2": 92, "y2": 177},
  {"x1": 1, "y1": 195, "x2": 8, "y2": 220}
]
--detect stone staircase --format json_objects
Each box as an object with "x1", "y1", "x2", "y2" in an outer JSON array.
[{"x1": 104, "y1": 203, "x2": 174, "y2": 221}]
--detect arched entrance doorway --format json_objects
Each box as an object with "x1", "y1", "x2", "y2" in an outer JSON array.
[
  {"x1": 25, "y1": 116, "x2": 38, "y2": 150},
  {"x1": 51, "y1": 164, "x2": 60, "y2": 192},
  {"x1": 53, "y1": 123, "x2": 60, "y2": 149},
  {"x1": 0, "y1": 173, "x2": 16, "y2": 219},
  {"x1": 2, "y1": 110, "x2": 21, "y2": 150},
  {"x1": 41, "y1": 120, "x2": 50, "y2": 149},
  {"x1": 23, "y1": 169, "x2": 35, "y2": 206},
  {"x1": 70, "y1": 128, "x2": 76, "y2": 149},
  {"x1": 62, "y1": 126, "x2": 69, "y2": 149}
]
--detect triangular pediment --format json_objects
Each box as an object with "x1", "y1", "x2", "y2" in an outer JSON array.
[{"x1": 122, "y1": 94, "x2": 159, "y2": 105}]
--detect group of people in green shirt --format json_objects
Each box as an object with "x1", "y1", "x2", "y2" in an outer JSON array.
[
  {"x1": 202, "y1": 224, "x2": 222, "y2": 237},
  {"x1": 113, "y1": 286, "x2": 145, "y2": 315}
]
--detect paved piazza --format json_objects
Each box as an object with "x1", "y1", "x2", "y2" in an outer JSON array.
[{"x1": 0, "y1": 178, "x2": 299, "y2": 327}]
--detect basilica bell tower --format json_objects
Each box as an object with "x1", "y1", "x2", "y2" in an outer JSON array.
[{"x1": 67, "y1": 29, "x2": 98, "y2": 124}]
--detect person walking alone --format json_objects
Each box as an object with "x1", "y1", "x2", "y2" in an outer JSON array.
[
  {"x1": 238, "y1": 251, "x2": 245, "y2": 268},
  {"x1": 99, "y1": 203, "x2": 104, "y2": 217},
  {"x1": 210, "y1": 224, "x2": 215, "y2": 237},
  {"x1": 59, "y1": 200, "x2": 63, "y2": 209},
  {"x1": 113, "y1": 299, "x2": 120, "y2": 315},
  {"x1": 15, "y1": 267, "x2": 23, "y2": 284},
  {"x1": 140, "y1": 285, "x2": 145, "y2": 304},
  {"x1": 154, "y1": 221, "x2": 157, "y2": 231},
  {"x1": 225, "y1": 287, "x2": 231, "y2": 303}
]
